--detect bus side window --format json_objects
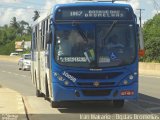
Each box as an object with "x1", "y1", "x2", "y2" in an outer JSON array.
[
  {"x1": 32, "y1": 32, "x2": 35, "y2": 50},
  {"x1": 46, "y1": 18, "x2": 51, "y2": 68},
  {"x1": 45, "y1": 18, "x2": 49, "y2": 49},
  {"x1": 40, "y1": 22, "x2": 43, "y2": 50},
  {"x1": 35, "y1": 26, "x2": 38, "y2": 50}
]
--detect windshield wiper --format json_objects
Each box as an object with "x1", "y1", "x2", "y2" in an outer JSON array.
[
  {"x1": 102, "y1": 20, "x2": 117, "y2": 45},
  {"x1": 74, "y1": 24, "x2": 96, "y2": 66},
  {"x1": 75, "y1": 24, "x2": 88, "y2": 43}
]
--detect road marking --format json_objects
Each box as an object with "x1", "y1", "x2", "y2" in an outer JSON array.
[
  {"x1": 21, "y1": 75, "x2": 27, "y2": 77},
  {"x1": 14, "y1": 73, "x2": 19, "y2": 76},
  {"x1": 1, "y1": 70, "x2": 29, "y2": 78},
  {"x1": 140, "y1": 75, "x2": 160, "y2": 79}
]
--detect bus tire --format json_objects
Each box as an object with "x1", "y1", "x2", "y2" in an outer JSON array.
[
  {"x1": 44, "y1": 79, "x2": 49, "y2": 100},
  {"x1": 36, "y1": 89, "x2": 43, "y2": 97},
  {"x1": 113, "y1": 100, "x2": 124, "y2": 108},
  {"x1": 35, "y1": 73, "x2": 43, "y2": 97},
  {"x1": 50, "y1": 100, "x2": 59, "y2": 108}
]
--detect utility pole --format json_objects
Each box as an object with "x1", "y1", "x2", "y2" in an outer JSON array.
[
  {"x1": 153, "y1": 0, "x2": 160, "y2": 14},
  {"x1": 137, "y1": 9, "x2": 145, "y2": 27}
]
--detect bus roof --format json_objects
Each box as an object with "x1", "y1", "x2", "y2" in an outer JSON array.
[{"x1": 52, "y1": 2, "x2": 133, "y2": 12}]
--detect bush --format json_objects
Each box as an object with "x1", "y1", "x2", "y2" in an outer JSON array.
[
  {"x1": 143, "y1": 37, "x2": 160, "y2": 62},
  {"x1": 142, "y1": 14, "x2": 160, "y2": 62},
  {"x1": 0, "y1": 41, "x2": 15, "y2": 55}
]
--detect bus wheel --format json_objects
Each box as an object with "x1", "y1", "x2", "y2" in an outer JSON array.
[
  {"x1": 36, "y1": 89, "x2": 43, "y2": 97},
  {"x1": 113, "y1": 100, "x2": 124, "y2": 108},
  {"x1": 44, "y1": 79, "x2": 49, "y2": 100},
  {"x1": 35, "y1": 73, "x2": 43, "y2": 97},
  {"x1": 50, "y1": 100, "x2": 59, "y2": 108}
]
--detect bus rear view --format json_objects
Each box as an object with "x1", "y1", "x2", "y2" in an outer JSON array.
[{"x1": 32, "y1": 0, "x2": 140, "y2": 108}]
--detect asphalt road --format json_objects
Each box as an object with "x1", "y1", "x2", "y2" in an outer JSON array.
[
  {"x1": 0, "y1": 61, "x2": 160, "y2": 120},
  {"x1": 0, "y1": 61, "x2": 35, "y2": 96}
]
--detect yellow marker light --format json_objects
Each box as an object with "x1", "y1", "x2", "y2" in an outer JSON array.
[
  {"x1": 123, "y1": 80, "x2": 128, "y2": 85},
  {"x1": 64, "y1": 80, "x2": 69, "y2": 86}
]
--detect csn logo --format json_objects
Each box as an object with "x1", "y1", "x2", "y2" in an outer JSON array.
[{"x1": 62, "y1": 71, "x2": 76, "y2": 83}]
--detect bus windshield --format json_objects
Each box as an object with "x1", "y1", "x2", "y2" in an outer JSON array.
[{"x1": 55, "y1": 23, "x2": 136, "y2": 68}]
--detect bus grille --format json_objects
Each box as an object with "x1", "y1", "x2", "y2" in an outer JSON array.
[
  {"x1": 69, "y1": 72, "x2": 122, "y2": 79},
  {"x1": 77, "y1": 82, "x2": 115, "y2": 87},
  {"x1": 82, "y1": 90, "x2": 112, "y2": 96}
]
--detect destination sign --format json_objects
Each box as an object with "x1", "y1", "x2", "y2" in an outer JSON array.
[{"x1": 55, "y1": 7, "x2": 130, "y2": 21}]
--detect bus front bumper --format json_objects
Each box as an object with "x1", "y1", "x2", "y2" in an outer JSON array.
[{"x1": 52, "y1": 82, "x2": 138, "y2": 102}]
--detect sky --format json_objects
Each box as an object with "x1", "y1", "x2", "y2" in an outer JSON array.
[{"x1": 0, "y1": 0, "x2": 160, "y2": 26}]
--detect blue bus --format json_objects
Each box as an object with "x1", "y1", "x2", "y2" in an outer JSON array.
[{"x1": 31, "y1": 1, "x2": 144, "y2": 108}]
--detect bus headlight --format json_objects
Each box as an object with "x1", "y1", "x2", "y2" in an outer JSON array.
[
  {"x1": 119, "y1": 74, "x2": 136, "y2": 86},
  {"x1": 129, "y1": 75, "x2": 134, "y2": 80}
]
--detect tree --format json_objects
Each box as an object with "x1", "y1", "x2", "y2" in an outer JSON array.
[
  {"x1": 0, "y1": 18, "x2": 32, "y2": 55},
  {"x1": 32, "y1": 10, "x2": 40, "y2": 21},
  {"x1": 10, "y1": 17, "x2": 19, "y2": 29},
  {"x1": 18, "y1": 20, "x2": 29, "y2": 36},
  {"x1": 144, "y1": 37, "x2": 160, "y2": 62},
  {"x1": 142, "y1": 13, "x2": 160, "y2": 62},
  {"x1": 27, "y1": 26, "x2": 32, "y2": 35}
]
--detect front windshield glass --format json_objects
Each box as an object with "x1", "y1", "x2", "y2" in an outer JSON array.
[
  {"x1": 55, "y1": 23, "x2": 136, "y2": 68},
  {"x1": 55, "y1": 24, "x2": 95, "y2": 67},
  {"x1": 97, "y1": 24, "x2": 136, "y2": 67}
]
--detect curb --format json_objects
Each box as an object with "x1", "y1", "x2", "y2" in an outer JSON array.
[
  {"x1": 16, "y1": 94, "x2": 28, "y2": 120},
  {"x1": 0, "y1": 87, "x2": 28, "y2": 120},
  {"x1": 22, "y1": 97, "x2": 30, "y2": 120}
]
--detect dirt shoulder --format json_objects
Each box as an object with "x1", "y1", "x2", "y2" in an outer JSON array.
[{"x1": 0, "y1": 55, "x2": 20, "y2": 63}]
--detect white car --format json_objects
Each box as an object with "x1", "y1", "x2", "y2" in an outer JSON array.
[
  {"x1": 10, "y1": 52, "x2": 19, "y2": 56},
  {"x1": 18, "y1": 54, "x2": 31, "y2": 71}
]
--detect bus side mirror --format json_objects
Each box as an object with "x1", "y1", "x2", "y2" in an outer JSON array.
[
  {"x1": 46, "y1": 31, "x2": 52, "y2": 44},
  {"x1": 138, "y1": 27, "x2": 145, "y2": 57}
]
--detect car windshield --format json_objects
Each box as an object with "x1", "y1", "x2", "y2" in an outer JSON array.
[
  {"x1": 24, "y1": 55, "x2": 31, "y2": 60},
  {"x1": 55, "y1": 23, "x2": 136, "y2": 68}
]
